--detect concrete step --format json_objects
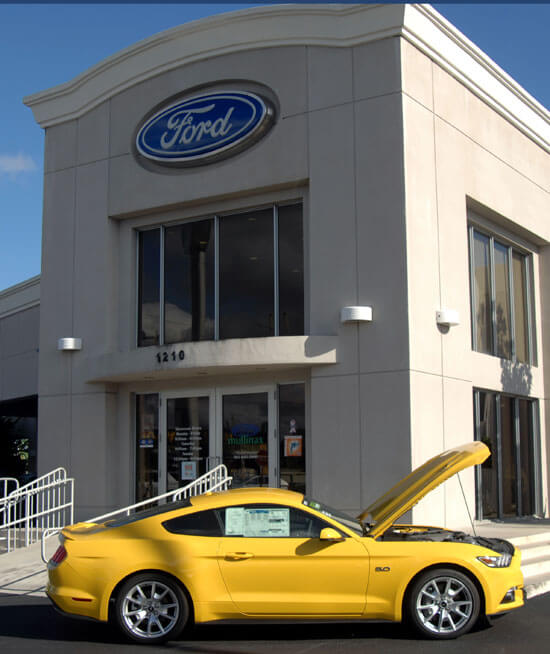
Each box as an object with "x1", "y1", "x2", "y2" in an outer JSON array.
[
  {"x1": 517, "y1": 539, "x2": 550, "y2": 563},
  {"x1": 509, "y1": 531, "x2": 550, "y2": 548},
  {"x1": 522, "y1": 554, "x2": 550, "y2": 579},
  {"x1": 509, "y1": 534, "x2": 550, "y2": 599},
  {"x1": 523, "y1": 572, "x2": 550, "y2": 600}
]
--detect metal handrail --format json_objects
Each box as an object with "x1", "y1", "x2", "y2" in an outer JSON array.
[
  {"x1": 1, "y1": 468, "x2": 74, "y2": 554},
  {"x1": 1, "y1": 477, "x2": 19, "y2": 500},
  {"x1": 87, "y1": 465, "x2": 232, "y2": 523},
  {"x1": 40, "y1": 465, "x2": 232, "y2": 563}
]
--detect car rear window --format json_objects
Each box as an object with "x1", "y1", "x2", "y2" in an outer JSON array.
[
  {"x1": 162, "y1": 509, "x2": 222, "y2": 536},
  {"x1": 106, "y1": 498, "x2": 191, "y2": 528}
]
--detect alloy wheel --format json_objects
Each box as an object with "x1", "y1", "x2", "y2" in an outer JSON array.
[
  {"x1": 121, "y1": 580, "x2": 180, "y2": 639},
  {"x1": 414, "y1": 575, "x2": 474, "y2": 635}
]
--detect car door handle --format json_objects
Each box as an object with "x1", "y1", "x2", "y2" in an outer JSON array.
[{"x1": 225, "y1": 552, "x2": 254, "y2": 560}]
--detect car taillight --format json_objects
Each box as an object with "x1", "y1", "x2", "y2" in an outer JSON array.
[{"x1": 50, "y1": 545, "x2": 67, "y2": 566}]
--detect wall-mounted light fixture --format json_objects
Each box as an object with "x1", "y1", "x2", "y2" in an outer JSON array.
[
  {"x1": 57, "y1": 338, "x2": 82, "y2": 351},
  {"x1": 341, "y1": 306, "x2": 373, "y2": 323},
  {"x1": 436, "y1": 309, "x2": 460, "y2": 327}
]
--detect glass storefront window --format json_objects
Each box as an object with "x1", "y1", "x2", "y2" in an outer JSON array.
[
  {"x1": 137, "y1": 203, "x2": 304, "y2": 347},
  {"x1": 219, "y1": 208, "x2": 274, "y2": 339},
  {"x1": 164, "y1": 220, "x2": 215, "y2": 344},
  {"x1": 135, "y1": 394, "x2": 159, "y2": 502},
  {"x1": 468, "y1": 223, "x2": 535, "y2": 363},
  {"x1": 278, "y1": 383, "x2": 306, "y2": 493},
  {"x1": 476, "y1": 391, "x2": 498, "y2": 519},
  {"x1": 137, "y1": 229, "x2": 160, "y2": 347},
  {"x1": 471, "y1": 231, "x2": 492, "y2": 355},
  {"x1": 474, "y1": 389, "x2": 539, "y2": 519},
  {"x1": 0, "y1": 396, "x2": 38, "y2": 485}
]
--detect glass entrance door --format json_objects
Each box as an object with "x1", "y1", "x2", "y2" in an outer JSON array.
[
  {"x1": 161, "y1": 392, "x2": 214, "y2": 494},
  {"x1": 136, "y1": 384, "x2": 300, "y2": 500},
  {"x1": 218, "y1": 388, "x2": 277, "y2": 488}
]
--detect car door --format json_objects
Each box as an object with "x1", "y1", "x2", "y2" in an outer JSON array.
[{"x1": 217, "y1": 503, "x2": 370, "y2": 616}]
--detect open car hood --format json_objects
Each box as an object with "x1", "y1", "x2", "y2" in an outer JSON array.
[{"x1": 358, "y1": 441, "x2": 490, "y2": 538}]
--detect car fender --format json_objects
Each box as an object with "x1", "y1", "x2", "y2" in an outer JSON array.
[{"x1": 391, "y1": 557, "x2": 489, "y2": 622}]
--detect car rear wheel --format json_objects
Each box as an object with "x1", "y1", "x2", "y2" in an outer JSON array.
[
  {"x1": 115, "y1": 573, "x2": 189, "y2": 644},
  {"x1": 406, "y1": 568, "x2": 480, "y2": 639}
]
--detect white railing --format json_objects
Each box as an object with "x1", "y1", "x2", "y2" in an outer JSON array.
[
  {"x1": 1, "y1": 468, "x2": 74, "y2": 554},
  {"x1": 0, "y1": 477, "x2": 20, "y2": 535},
  {"x1": 1, "y1": 477, "x2": 19, "y2": 500},
  {"x1": 40, "y1": 465, "x2": 231, "y2": 563}
]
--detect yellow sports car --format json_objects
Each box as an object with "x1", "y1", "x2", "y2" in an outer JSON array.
[{"x1": 46, "y1": 442, "x2": 523, "y2": 644}]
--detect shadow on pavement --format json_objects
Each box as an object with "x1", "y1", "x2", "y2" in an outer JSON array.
[
  {"x1": 0, "y1": 598, "x2": 124, "y2": 645},
  {"x1": 0, "y1": 595, "x2": 503, "y2": 653}
]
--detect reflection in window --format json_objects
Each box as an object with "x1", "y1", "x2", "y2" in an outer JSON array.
[
  {"x1": 164, "y1": 220, "x2": 215, "y2": 344},
  {"x1": 468, "y1": 224, "x2": 534, "y2": 363},
  {"x1": 137, "y1": 203, "x2": 304, "y2": 347},
  {"x1": 219, "y1": 209, "x2": 274, "y2": 339},
  {"x1": 474, "y1": 389, "x2": 538, "y2": 519},
  {"x1": 476, "y1": 391, "x2": 498, "y2": 519},
  {"x1": 138, "y1": 230, "x2": 160, "y2": 347},
  {"x1": 471, "y1": 232, "x2": 493, "y2": 354}
]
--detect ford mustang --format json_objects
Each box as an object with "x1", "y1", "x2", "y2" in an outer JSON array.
[{"x1": 46, "y1": 442, "x2": 523, "y2": 643}]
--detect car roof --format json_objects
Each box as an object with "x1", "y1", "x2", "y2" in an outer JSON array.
[{"x1": 188, "y1": 486, "x2": 305, "y2": 510}]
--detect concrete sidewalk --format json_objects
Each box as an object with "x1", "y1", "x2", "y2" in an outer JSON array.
[{"x1": 0, "y1": 540, "x2": 54, "y2": 597}]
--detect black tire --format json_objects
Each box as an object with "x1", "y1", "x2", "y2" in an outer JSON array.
[
  {"x1": 405, "y1": 568, "x2": 480, "y2": 640},
  {"x1": 114, "y1": 572, "x2": 189, "y2": 644}
]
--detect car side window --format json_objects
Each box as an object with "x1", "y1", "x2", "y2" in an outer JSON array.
[
  {"x1": 162, "y1": 509, "x2": 223, "y2": 536},
  {"x1": 217, "y1": 504, "x2": 343, "y2": 538}
]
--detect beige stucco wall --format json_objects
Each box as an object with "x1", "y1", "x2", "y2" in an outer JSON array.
[
  {"x1": 402, "y1": 38, "x2": 550, "y2": 526},
  {"x1": 27, "y1": 4, "x2": 550, "y2": 522},
  {"x1": 0, "y1": 278, "x2": 40, "y2": 402}
]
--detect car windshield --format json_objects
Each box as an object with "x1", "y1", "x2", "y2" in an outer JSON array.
[{"x1": 302, "y1": 497, "x2": 364, "y2": 536}]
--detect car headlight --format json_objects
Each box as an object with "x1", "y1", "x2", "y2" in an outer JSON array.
[{"x1": 477, "y1": 553, "x2": 512, "y2": 568}]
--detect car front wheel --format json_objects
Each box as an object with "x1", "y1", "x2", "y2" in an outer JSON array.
[
  {"x1": 406, "y1": 568, "x2": 480, "y2": 639},
  {"x1": 115, "y1": 573, "x2": 189, "y2": 644}
]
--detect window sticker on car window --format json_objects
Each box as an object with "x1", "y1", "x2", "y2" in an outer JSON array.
[
  {"x1": 225, "y1": 507, "x2": 245, "y2": 536},
  {"x1": 243, "y1": 508, "x2": 290, "y2": 537}
]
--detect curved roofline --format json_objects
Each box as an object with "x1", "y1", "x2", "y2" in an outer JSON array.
[{"x1": 23, "y1": 3, "x2": 550, "y2": 152}]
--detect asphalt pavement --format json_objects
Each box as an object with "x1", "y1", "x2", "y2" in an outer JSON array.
[{"x1": 0, "y1": 592, "x2": 549, "y2": 654}]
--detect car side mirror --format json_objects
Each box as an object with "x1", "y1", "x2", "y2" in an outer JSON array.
[{"x1": 319, "y1": 527, "x2": 345, "y2": 542}]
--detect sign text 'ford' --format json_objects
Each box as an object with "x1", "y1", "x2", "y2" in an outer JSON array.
[{"x1": 136, "y1": 91, "x2": 274, "y2": 165}]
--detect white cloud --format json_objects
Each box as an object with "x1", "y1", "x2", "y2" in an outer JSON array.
[{"x1": 0, "y1": 153, "x2": 37, "y2": 175}]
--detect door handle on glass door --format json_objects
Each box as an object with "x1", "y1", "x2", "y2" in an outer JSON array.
[{"x1": 225, "y1": 552, "x2": 254, "y2": 560}]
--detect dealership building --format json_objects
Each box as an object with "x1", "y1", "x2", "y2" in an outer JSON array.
[{"x1": 1, "y1": 3, "x2": 549, "y2": 525}]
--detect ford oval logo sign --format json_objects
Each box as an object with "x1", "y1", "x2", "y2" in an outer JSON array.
[{"x1": 136, "y1": 90, "x2": 275, "y2": 166}]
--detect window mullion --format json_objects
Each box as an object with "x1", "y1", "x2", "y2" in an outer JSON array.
[
  {"x1": 488, "y1": 237, "x2": 497, "y2": 356},
  {"x1": 514, "y1": 398, "x2": 522, "y2": 516},
  {"x1": 495, "y1": 393, "x2": 503, "y2": 519},
  {"x1": 508, "y1": 247, "x2": 516, "y2": 361},
  {"x1": 473, "y1": 391, "x2": 483, "y2": 520},
  {"x1": 214, "y1": 215, "x2": 220, "y2": 341},
  {"x1": 273, "y1": 205, "x2": 279, "y2": 337},
  {"x1": 468, "y1": 226, "x2": 477, "y2": 351},
  {"x1": 159, "y1": 227, "x2": 165, "y2": 346},
  {"x1": 525, "y1": 256, "x2": 534, "y2": 365}
]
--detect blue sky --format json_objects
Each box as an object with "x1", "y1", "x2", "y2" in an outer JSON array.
[{"x1": 1, "y1": 3, "x2": 549, "y2": 292}]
